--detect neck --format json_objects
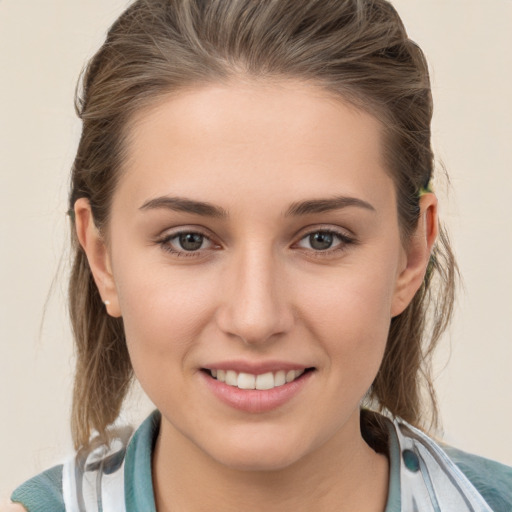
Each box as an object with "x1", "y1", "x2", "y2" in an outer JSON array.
[{"x1": 152, "y1": 411, "x2": 389, "y2": 512}]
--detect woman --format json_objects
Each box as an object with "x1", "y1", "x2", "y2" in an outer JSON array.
[{"x1": 6, "y1": 0, "x2": 511, "y2": 510}]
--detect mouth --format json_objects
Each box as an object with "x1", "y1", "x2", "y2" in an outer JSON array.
[{"x1": 201, "y1": 367, "x2": 315, "y2": 391}]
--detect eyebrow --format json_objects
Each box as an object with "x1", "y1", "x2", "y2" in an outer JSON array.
[
  {"x1": 139, "y1": 194, "x2": 375, "y2": 218},
  {"x1": 139, "y1": 196, "x2": 228, "y2": 218},
  {"x1": 285, "y1": 196, "x2": 376, "y2": 216}
]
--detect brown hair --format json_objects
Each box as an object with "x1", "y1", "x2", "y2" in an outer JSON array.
[{"x1": 69, "y1": 0, "x2": 456, "y2": 449}]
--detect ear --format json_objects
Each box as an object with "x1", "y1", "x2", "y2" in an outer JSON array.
[
  {"x1": 74, "y1": 198, "x2": 122, "y2": 318},
  {"x1": 391, "y1": 193, "x2": 438, "y2": 317}
]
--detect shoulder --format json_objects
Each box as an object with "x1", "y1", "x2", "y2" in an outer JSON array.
[
  {"x1": 9, "y1": 464, "x2": 65, "y2": 512},
  {"x1": 443, "y1": 445, "x2": 512, "y2": 512},
  {"x1": 0, "y1": 504, "x2": 27, "y2": 512}
]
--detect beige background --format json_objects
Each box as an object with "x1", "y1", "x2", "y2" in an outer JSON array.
[{"x1": 1, "y1": 0, "x2": 511, "y2": 501}]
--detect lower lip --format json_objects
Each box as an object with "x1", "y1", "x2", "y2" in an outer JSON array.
[{"x1": 200, "y1": 370, "x2": 314, "y2": 413}]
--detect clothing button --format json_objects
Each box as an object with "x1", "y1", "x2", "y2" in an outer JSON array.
[{"x1": 402, "y1": 449, "x2": 420, "y2": 472}]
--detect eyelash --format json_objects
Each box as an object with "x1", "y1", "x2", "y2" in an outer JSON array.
[
  {"x1": 157, "y1": 230, "x2": 217, "y2": 258},
  {"x1": 156, "y1": 228, "x2": 356, "y2": 259},
  {"x1": 294, "y1": 229, "x2": 356, "y2": 258}
]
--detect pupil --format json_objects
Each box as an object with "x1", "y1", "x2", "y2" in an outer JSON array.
[
  {"x1": 310, "y1": 232, "x2": 333, "y2": 250},
  {"x1": 179, "y1": 233, "x2": 203, "y2": 251}
]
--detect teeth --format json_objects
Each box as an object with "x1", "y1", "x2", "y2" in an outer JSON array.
[
  {"x1": 256, "y1": 372, "x2": 274, "y2": 390},
  {"x1": 237, "y1": 372, "x2": 256, "y2": 390},
  {"x1": 209, "y1": 368, "x2": 307, "y2": 390},
  {"x1": 225, "y1": 370, "x2": 237, "y2": 386},
  {"x1": 274, "y1": 370, "x2": 286, "y2": 386}
]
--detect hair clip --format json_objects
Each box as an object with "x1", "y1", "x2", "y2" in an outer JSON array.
[{"x1": 418, "y1": 183, "x2": 433, "y2": 197}]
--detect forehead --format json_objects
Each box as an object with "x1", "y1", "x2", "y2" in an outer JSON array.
[{"x1": 115, "y1": 80, "x2": 395, "y2": 215}]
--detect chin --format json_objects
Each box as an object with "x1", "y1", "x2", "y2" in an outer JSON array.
[
  {"x1": 202, "y1": 433, "x2": 309, "y2": 472},
  {"x1": 214, "y1": 450, "x2": 304, "y2": 473}
]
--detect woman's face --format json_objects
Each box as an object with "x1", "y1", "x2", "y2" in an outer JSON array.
[{"x1": 82, "y1": 80, "x2": 430, "y2": 471}]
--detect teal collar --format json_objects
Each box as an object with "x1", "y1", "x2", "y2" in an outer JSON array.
[{"x1": 124, "y1": 411, "x2": 160, "y2": 512}]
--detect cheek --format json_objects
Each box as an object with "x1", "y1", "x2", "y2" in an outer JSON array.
[
  {"x1": 295, "y1": 255, "x2": 399, "y2": 368},
  {"x1": 115, "y1": 269, "x2": 223, "y2": 414},
  {"x1": 112, "y1": 254, "x2": 220, "y2": 376}
]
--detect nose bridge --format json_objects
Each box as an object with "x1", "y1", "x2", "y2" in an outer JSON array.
[{"x1": 217, "y1": 240, "x2": 293, "y2": 344}]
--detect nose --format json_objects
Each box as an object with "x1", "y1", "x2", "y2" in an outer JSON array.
[{"x1": 215, "y1": 244, "x2": 294, "y2": 346}]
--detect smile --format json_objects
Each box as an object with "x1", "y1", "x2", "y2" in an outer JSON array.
[
  {"x1": 208, "y1": 369, "x2": 307, "y2": 390},
  {"x1": 201, "y1": 366, "x2": 315, "y2": 413}
]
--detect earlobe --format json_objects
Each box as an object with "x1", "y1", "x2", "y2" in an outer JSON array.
[
  {"x1": 74, "y1": 198, "x2": 122, "y2": 318},
  {"x1": 391, "y1": 193, "x2": 438, "y2": 317}
]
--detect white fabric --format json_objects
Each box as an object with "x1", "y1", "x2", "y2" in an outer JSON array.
[
  {"x1": 62, "y1": 454, "x2": 80, "y2": 512},
  {"x1": 62, "y1": 435, "x2": 128, "y2": 512},
  {"x1": 395, "y1": 420, "x2": 493, "y2": 511}
]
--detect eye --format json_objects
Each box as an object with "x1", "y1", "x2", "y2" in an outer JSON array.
[
  {"x1": 176, "y1": 232, "x2": 206, "y2": 251},
  {"x1": 296, "y1": 229, "x2": 354, "y2": 253},
  {"x1": 158, "y1": 230, "x2": 216, "y2": 256}
]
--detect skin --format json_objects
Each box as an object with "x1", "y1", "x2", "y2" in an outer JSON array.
[
  {"x1": 71, "y1": 81, "x2": 437, "y2": 512},
  {"x1": 1, "y1": 505, "x2": 25, "y2": 512}
]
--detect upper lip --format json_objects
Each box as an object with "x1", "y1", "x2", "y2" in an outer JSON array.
[{"x1": 202, "y1": 360, "x2": 312, "y2": 374}]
